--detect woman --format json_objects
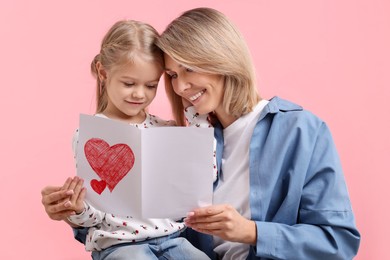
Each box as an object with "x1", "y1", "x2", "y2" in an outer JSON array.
[{"x1": 155, "y1": 7, "x2": 360, "y2": 260}]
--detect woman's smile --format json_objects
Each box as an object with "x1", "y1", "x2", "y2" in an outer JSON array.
[{"x1": 189, "y1": 89, "x2": 206, "y2": 102}]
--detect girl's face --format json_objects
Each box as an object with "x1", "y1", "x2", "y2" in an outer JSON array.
[
  {"x1": 102, "y1": 55, "x2": 162, "y2": 124},
  {"x1": 164, "y1": 54, "x2": 226, "y2": 117}
]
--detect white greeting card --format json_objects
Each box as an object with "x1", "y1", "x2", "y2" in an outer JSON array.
[{"x1": 76, "y1": 114, "x2": 214, "y2": 219}]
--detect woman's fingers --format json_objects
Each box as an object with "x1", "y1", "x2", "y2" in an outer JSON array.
[
  {"x1": 185, "y1": 204, "x2": 257, "y2": 244},
  {"x1": 61, "y1": 177, "x2": 73, "y2": 191},
  {"x1": 185, "y1": 205, "x2": 228, "y2": 224},
  {"x1": 41, "y1": 187, "x2": 73, "y2": 206},
  {"x1": 47, "y1": 208, "x2": 76, "y2": 220},
  {"x1": 44, "y1": 194, "x2": 76, "y2": 220}
]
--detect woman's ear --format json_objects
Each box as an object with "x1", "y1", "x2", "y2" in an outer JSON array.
[{"x1": 96, "y1": 61, "x2": 107, "y2": 81}]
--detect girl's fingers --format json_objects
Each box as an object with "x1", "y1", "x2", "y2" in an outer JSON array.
[
  {"x1": 59, "y1": 177, "x2": 79, "y2": 204},
  {"x1": 79, "y1": 187, "x2": 87, "y2": 201},
  {"x1": 67, "y1": 176, "x2": 80, "y2": 193},
  {"x1": 74, "y1": 187, "x2": 87, "y2": 214},
  {"x1": 71, "y1": 178, "x2": 84, "y2": 202}
]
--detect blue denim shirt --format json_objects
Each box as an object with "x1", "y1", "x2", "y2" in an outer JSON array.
[
  {"x1": 182, "y1": 97, "x2": 360, "y2": 259},
  {"x1": 74, "y1": 97, "x2": 360, "y2": 259}
]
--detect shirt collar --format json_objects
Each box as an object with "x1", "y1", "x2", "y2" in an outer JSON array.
[{"x1": 258, "y1": 96, "x2": 303, "y2": 121}]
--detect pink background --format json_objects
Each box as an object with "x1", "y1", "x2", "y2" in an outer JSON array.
[{"x1": 1, "y1": 0, "x2": 388, "y2": 259}]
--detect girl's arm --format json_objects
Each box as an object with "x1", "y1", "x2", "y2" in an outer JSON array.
[
  {"x1": 63, "y1": 177, "x2": 104, "y2": 228},
  {"x1": 67, "y1": 200, "x2": 105, "y2": 227}
]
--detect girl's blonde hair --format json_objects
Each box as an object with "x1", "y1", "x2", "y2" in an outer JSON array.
[
  {"x1": 91, "y1": 20, "x2": 164, "y2": 113},
  {"x1": 157, "y1": 7, "x2": 260, "y2": 125}
]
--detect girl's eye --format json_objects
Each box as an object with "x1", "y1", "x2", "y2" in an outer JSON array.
[
  {"x1": 124, "y1": 82, "x2": 135, "y2": 87},
  {"x1": 185, "y1": 68, "x2": 193, "y2": 73},
  {"x1": 147, "y1": 85, "x2": 158, "y2": 89}
]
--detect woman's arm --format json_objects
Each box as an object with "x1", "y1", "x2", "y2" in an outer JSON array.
[{"x1": 184, "y1": 122, "x2": 360, "y2": 259}]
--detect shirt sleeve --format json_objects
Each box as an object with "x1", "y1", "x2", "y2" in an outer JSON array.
[
  {"x1": 255, "y1": 122, "x2": 360, "y2": 259},
  {"x1": 67, "y1": 201, "x2": 105, "y2": 227},
  {"x1": 184, "y1": 106, "x2": 218, "y2": 182},
  {"x1": 72, "y1": 129, "x2": 79, "y2": 167}
]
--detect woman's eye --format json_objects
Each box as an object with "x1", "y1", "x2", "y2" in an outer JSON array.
[{"x1": 166, "y1": 72, "x2": 177, "y2": 79}]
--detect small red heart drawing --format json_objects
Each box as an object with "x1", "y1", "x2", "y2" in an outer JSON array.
[
  {"x1": 90, "y1": 179, "x2": 107, "y2": 195},
  {"x1": 84, "y1": 138, "x2": 135, "y2": 194}
]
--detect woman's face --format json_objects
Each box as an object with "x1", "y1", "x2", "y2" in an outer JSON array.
[{"x1": 164, "y1": 54, "x2": 225, "y2": 116}]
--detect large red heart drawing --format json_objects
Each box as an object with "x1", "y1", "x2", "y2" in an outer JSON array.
[{"x1": 84, "y1": 138, "x2": 135, "y2": 194}]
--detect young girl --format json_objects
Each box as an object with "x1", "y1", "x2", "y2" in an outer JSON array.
[{"x1": 62, "y1": 20, "x2": 212, "y2": 259}]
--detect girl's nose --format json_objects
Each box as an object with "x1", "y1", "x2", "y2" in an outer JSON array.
[{"x1": 132, "y1": 86, "x2": 145, "y2": 99}]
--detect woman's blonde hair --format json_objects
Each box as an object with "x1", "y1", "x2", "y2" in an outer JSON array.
[
  {"x1": 91, "y1": 20, "x2": 164, "y2": 113},
  {"x1": 157, "y1": 7, "x2": 260, "y2": 125}
]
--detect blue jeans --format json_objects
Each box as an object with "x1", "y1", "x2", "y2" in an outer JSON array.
[{"x1": 91, "y1": 231, "x2": 210, "y2": 260}]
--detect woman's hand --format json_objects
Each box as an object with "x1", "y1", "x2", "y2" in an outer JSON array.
[
  {"x1": 184, "y1": 204, "x2": 257, "y2": 245},
  {"x1": 41, "y1": 177, "x2": 86, "y2": 221},
  {"x1": 64, "y1": 176, "x2": 86, "y2": 214}
]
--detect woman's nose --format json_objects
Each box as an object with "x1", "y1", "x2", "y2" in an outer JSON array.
[{"x1": 174, "y1": 78, "x2": 191, "y2": 94}]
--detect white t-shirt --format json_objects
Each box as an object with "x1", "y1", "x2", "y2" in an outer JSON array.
[{"x1": 213, "y1": 99, "x2": 269, "y2": 260}]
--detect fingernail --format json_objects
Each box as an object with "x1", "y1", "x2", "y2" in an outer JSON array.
[
  {"x1": 64, "y1": 201, "x2": 71, "y2": 208},
  {"x1": 65, "y1": 190, "x2": 74, "y2": 195},
  {"x1": 186, "y1": 212, "x2": 195, "y2": 217}
]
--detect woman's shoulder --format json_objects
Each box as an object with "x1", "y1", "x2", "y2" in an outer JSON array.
[{"x1": 267, "y1": 96, "x2": 325, "y2": 129}]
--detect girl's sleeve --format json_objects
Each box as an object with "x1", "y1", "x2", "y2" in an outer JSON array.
[
  {"x1": 184, "y1": 106, "x2": 218, "y2": 182},
  {"x1": 72, "y1": 129, "x2": 79, "y2": 167},
  {"x1": 67, "y1": 201, "x2": 105, "y2": 227}
]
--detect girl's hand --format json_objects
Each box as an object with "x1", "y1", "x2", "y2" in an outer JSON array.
[{"x1": 184, "y1": 204, "x2": 257, "y2": 245}]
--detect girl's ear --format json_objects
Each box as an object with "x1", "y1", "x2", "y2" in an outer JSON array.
[{"x1": 96, "y1": 61, "x2": 107, "y2": 81}]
